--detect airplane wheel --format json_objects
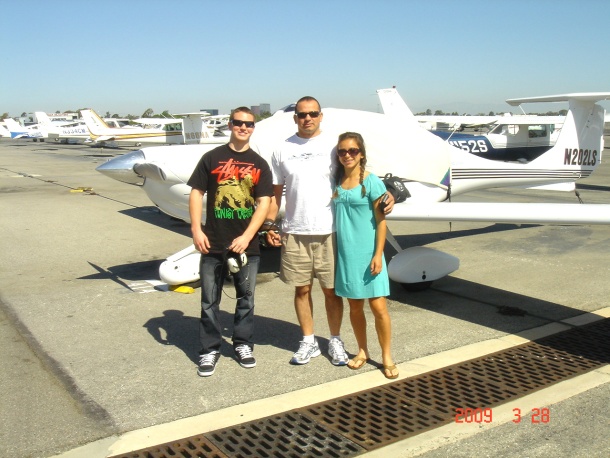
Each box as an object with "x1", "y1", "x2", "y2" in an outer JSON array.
[{"x1": 401, "y1": 281, "x2": 432, "y2": 292}]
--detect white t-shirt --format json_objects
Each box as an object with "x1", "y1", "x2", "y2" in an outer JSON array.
[{"x1": 271, "y1": 132, "x2": 337, "y2": 234}]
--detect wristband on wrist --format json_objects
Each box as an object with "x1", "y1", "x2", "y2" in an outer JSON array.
[{"x1": 261, "y1": 219, "x2": 280, "y2": 232}]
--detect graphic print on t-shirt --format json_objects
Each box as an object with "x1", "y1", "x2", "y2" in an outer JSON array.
[{"x1": 211, "y1": 158, "x2": 261, "y2": 220}]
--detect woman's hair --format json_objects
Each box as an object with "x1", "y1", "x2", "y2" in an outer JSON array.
[{"x1": 333, "y1": 132, "x2": 367, "y2": 198}]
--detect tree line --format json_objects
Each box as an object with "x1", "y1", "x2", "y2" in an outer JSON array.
[
  {"x1": 2, "y1": 108, "x2": 273, "y2": 123},
  {"x1": 415, "y1": 109, "x2": 568, "y2": 116}
]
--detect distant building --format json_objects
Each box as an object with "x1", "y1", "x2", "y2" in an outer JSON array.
[
  {"x1": 201, "y1": 109, "x2": 218, "y2": 116},
  {"x1": 33, "y1": 112, "x2": 78, "y2": 123},
  {"x1": 259, "y1": 103, "x2": 271, "y2": 114},
  {"x1": 250, "y1": 105, "x2": 261, "y2": 115}
]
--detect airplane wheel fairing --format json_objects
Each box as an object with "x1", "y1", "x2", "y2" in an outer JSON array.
[
  {"x1": 387, "y1": 246, "x2": 459, "y2": 284},
  {"x1": 159, "y1": 245, "x2": 201, "y2": 285}
]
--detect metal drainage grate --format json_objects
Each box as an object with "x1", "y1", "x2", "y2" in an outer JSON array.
[
  {"x1": 298, "y1": 388, "x2": 448, "y2": 449},
  {"x1": 110, "y1": 318, "x2": 610, "y2": 458},
  {"x1": 115, "y1": 435, "x2": 226, "y2": 457},
  {"x1": 207, "y1": 411, "x2": 364, "y2": 457}
]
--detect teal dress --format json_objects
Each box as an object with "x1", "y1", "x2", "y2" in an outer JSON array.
[{"x1": 334, "y1": 174, "x2": 390, "y2": 299}]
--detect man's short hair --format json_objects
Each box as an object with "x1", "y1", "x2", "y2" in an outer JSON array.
[
  {"x1": 230, "y1": 106, "x2": 255, "y2": 120},
  {"x1": 295, "y1": 96, "x2": 321, "y2": 112}
]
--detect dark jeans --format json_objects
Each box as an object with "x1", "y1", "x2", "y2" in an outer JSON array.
[{"x1": 198, "y1": 253, "x2": 259, "y2": 355}]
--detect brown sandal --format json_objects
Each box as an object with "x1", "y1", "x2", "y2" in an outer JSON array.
[
  {"x1": 348, "y1": 356, "x2": 368, "y2": 370},
  {"x1": 383, "y1": 364, "x2": 399, "y2": 379}
]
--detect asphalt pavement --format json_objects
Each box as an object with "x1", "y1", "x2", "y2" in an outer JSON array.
[{"x1": 0, "y1": 137, "x2": 608, "y2": 457}]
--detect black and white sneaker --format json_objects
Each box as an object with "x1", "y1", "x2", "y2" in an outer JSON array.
[
  {"x1": 197, "y1": 351, "x2": 220, "y2": 377},
  {"x1": 235, "y1": 345, "x2": 256, "y2": 368}
]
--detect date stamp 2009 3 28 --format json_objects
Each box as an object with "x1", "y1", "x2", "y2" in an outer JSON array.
[{"x1": 455, "y1": 407, "x2": 550, "y2": 424}]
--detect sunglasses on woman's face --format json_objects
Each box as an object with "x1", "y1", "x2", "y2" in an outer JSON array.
[{"x1": 337, "y1": 148, "x2": 360, "y2": 157}]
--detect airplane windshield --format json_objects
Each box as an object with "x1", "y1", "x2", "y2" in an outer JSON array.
[{"x1": 489, "y1": 124, "x2": 519, "y2": 136}]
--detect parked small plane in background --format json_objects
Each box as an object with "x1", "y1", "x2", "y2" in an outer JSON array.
[
  {"x1": 2, "y1": 118, "x2": 46, "y2": 140},
  {"x1": 378, "y1": 88, "x2": 565, "y2": 163},
  {"x1": 428, "y1": 116, "x2": 563, "y2": 162},
  {"x1": 80, "y1": 109, "x2": 222, "y2": 147},
  {"x1": 203, "y1": 114, "x2": 230, "y2": 127},
  {"x1": 96, "y1": 88, "x2": 610, "y2": 287},
  {"x1": 35, "y1": 112, "x2": 90, "y2": 144}
]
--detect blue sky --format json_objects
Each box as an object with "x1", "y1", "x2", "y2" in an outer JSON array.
[{"x1": 2, "y1": 0, "x2": 610, "y2": 117}]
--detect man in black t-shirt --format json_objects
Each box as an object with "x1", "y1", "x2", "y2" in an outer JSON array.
[{"x1": 187, "y1": 107, "x2": 273, "y2": 377}]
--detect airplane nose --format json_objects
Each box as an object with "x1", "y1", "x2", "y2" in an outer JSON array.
[{"x1": 96, "y1": 150, "x2": 146, "y2": 185}]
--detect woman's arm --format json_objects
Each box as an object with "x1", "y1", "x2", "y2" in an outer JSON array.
[{"x1": 370, "y1": 195, "x2": 387, "y2": 275}]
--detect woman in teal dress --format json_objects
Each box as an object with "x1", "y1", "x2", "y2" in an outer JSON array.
[{"x1": 332, "y1": 132, "x2": 398, "y2": 379}]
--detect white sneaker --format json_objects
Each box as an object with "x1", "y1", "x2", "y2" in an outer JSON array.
[
  {"x1": 290, "y1": 339, "x2": 321, "y2": 364},
  {"x1": 328, "y1": 338, "x2": 349, "y2": 366}
]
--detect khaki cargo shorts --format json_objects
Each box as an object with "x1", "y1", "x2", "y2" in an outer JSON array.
[{"x1": 279, "y1": 233, "x2": 336, "y2": 289}]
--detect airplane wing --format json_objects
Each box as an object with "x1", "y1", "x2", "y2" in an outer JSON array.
[
  {"x1": 416, "y1": 115, "x2": 499, "y2": 128},
  {"x1": 507, "y1": 92, "x2": 610, "y2": 104},
  {"x1": 134, "y1": 118, "x2": 182, "y2": 125},
  {"x1": 95, "y1": 135, "x2": 116, "y2": 142},
  {"x1": 386, "y1": 201, "x2": 610, "y2": 225},
  {"x1": 489, "y1": 115, "x2": 564, "y2": 125},
  {"x1": 172, "y1": 112, "x2": 211, "y2": 117}
]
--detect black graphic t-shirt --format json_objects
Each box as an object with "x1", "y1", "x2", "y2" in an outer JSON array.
[{"x1": 187, "y1": 144, "x2": 273, "y2": 255}]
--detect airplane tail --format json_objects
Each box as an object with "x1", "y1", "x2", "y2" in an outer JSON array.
[
  {"x1": 182, "y1": 114, "x2": 215, "y2": 144},
  {"x1": 3, "y1": 118, "x2": 28, "y2": 138},
  {"x1": 80, "y1": 109, "x2": 111, "y2": 136},
  {"x1": 509, "y1": 94, "x2": 609, "y2": 177},
  {"x1": 450, "y1": 93, "x2": 609, "y2": 194},
  {"x1": 35, "y1": 112, "x2": 53, "y2": 126},
  {"x1": 376, "y1": 87, "x2": 417, "y2": 120}
]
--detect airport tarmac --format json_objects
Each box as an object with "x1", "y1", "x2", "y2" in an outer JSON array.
[{"x1": 0, "y1": 137, "x2": 609, "y2": 457}]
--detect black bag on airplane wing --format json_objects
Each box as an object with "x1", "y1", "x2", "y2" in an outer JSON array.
[{"x1": 382, "y1": 173, "x2": 410, "y2": 203}]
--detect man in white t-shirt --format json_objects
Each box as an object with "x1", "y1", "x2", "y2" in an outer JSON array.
[
  {"x1": 265, "y1": 96, "x2": 348, "y2": 365},
  {"x1": 265, "y1": 96, "x2": 395, "y2": 366}
]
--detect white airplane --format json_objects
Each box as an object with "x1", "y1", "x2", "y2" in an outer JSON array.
[
  {"x1": 96, "y1": 88, "x2": 610, "y2": 286},
  {"x1": 34, "y1": 112, "x2": 90, "y2": 144},
  {"x1": 2, "y1": 118, "x2": 46, "y2": 140},
  {"x1": 80, "y1": 108, "x2": 222, "y2": 147}
]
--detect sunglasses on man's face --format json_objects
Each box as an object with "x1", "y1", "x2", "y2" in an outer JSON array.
[
  {"x1": 295, "y1": 111, "x2": 320, "y2": 119},
  {"x1": 337, "y1": 148, "x2": 361, "y2": 157},
  {"x1": 231, "y1": 119, "x2": 255, "y2": 128}
]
